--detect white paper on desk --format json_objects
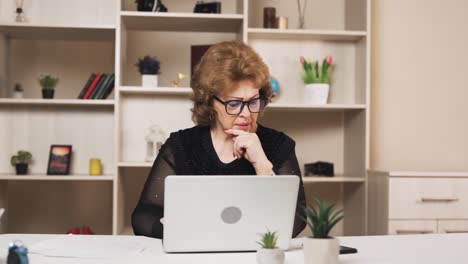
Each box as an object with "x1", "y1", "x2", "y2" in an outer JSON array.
[{"x1": 29, "y1": 235, "x2": 147, "y2": 259}]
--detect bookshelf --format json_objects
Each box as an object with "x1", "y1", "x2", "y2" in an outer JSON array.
[{"x1": 0, "y1": 0, "x2": 370, "y2": 237}]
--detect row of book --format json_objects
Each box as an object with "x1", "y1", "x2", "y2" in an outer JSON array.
[{"x1": 78, "y1": 73, "x2": 115, "y2": 99}]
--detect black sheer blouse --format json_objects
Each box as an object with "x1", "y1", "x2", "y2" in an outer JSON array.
[{"x1": 132, "y1": 124, "x2": 307, "y2": 239}]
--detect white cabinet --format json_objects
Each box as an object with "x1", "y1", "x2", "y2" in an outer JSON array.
[{"x1": 368, "y1": 171, "x2": 468, "y2": 235}]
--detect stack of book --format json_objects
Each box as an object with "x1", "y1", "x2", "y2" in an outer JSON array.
[{"x1": 78, "y1": 73, "x2": 115, "y2": 99}]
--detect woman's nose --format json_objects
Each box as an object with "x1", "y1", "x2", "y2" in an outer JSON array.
[{"x1": 239, "y1": 104, "x2": 251, "y2": 117}]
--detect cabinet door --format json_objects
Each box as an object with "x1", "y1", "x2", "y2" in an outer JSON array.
[
  {"x1": 388, "y1": 220, "x2": 437, "y2": 235},
  {"x1": 437, "y1": 220, "x2": 468, "y2": 234},
  {"x1": 389, "y1": 178, "x2": 468, "y2": 219}
]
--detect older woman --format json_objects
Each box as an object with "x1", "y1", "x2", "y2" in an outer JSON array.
[{"x1": 132, "y1": 41, "x2": 306, "y2": 239}]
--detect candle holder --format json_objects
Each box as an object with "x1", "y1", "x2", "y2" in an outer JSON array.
[{"x1": 15, "y1": 0, "x2": 26, "y2": 22}]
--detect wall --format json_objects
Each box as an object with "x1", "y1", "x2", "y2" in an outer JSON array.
[{"x1": 371, "y1": 0, "x2": 468, "y2": 171}]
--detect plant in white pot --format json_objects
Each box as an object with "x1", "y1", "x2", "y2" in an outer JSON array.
[
  {"x1": 256, "y1": 230, "x2": 284, "y2": 264},
  {"x1": 301, "y1": 197, "x2": 344, "y2": 264},
  {"x1": 300, "y1": 55, "x2": 333, "y2": 104},
  {"x1": 136, "y1": 55, "x2": 161, "y2": 88}
]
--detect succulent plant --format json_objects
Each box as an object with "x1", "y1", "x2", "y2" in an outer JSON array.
[
  {"x1": 38, "y1": 74, "x2": 59, "y2": 89},
  {"x1": 14, "y1": 83, "x2": 23, "y2": 92},
  {"x1": 136, "y1": 55, "x2": 161, "y2": 75},
  {"x1": 10, "y1": 150, "x2": 32, "y2": 166},
  {"x1": 257, "y1": 230, "x2": 279, "y2": 249},
  {"x1": 302, "y1": 197, "x2": 344, "y2": 238}
]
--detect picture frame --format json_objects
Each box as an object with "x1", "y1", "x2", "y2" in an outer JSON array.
[{"x1": 47, "y1": 145, "x2": 72, "y2": 175}]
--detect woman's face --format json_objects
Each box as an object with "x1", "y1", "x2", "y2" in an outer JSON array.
[{"x1": 213, "y1": 79, "x2": 261, "y2": 133}]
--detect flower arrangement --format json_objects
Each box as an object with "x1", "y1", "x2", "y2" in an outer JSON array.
[
  {"x1": 136, "y1": 55, "x2": 161, "y2": 75},
  {"x1": 300, "y1": 55, "x2": 333, "y2": 84}
]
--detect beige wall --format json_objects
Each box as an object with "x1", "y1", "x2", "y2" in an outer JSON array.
[{"x1": 371, "y1": 0, "x2": 468, "y2": 171}]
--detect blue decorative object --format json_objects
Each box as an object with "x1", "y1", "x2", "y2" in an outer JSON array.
[{"x1": 269, "y1": 77, "x2": 279, "y2": 96}]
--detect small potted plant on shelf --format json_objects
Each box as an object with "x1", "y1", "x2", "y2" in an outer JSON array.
[
  {"x1": 300, "y1": 55, "x2": 333, "y2": 104},
  {"x1": 38, "y1": 73, "x2": 59, "y2": 99},
  {"x1": 10, "y1": 150, "x2": 33, "y2": 175},
  {"x1": 301, "y1": 197, "x2": 344, "y2": 264},
  {"x1": 12, "y1": 83, "x2": 24, "y2": 98},
  {"x1": 256, "y1": 230, "x2": 285, "y2": 264},
  {"x1": 136, "y1": 55, "x2": 161, "y2": 88}
]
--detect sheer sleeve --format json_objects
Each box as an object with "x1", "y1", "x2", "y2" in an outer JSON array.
[
  {"x1": 273, "y1": 147, "x2": 307, "y2": 238},
  {"x1": 131, "y1": 136, "x2": 178, "y2": 238}
]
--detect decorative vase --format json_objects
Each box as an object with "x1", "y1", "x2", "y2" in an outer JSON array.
[
  {"x1": 15, "y1": 164, "x2": 28, "y2": 175},
  {"x1": 142, "y1": 74, "x2": 158, "y2": 88},
  {"x1": 303, "y1": 237, "x2": 339, "y2": 264},
  {"x1": 304, "y1": 83, "x2": 329, "y2": 104},
  {"x1": 13, "y1": 91, "x2": 24, "y2": 98},
  {"x1": 42, "y1": 88, "x2": 55, "y2": 99},
  {"x1": 256, "y1": 248, "x2": 285, "y2": 264}
]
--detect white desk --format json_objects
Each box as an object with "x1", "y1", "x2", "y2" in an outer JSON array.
[{"x1": 1, "y1": 233, "x2": 467, "y2": 263}]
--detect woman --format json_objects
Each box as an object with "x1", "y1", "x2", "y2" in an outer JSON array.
[{"x1": 132, "y1": 41, "x2": 306, "y2": 239}]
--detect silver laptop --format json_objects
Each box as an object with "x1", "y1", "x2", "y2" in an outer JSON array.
[{"x1": 163, "y1": 175, "x2": 299, "y2": 253}]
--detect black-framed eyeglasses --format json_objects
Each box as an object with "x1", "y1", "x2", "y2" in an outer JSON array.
[{"x1": 213, "y1": 96, "x2": 267, "y2": 115}]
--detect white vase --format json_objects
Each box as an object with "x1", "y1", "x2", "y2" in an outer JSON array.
[
  {"x1": 256, "y1": 248, "x2": 285, "y2": 264},
  {"x1": 304, "y1": 83, "x2": 329, "y2": 104},
  {"x1": 12, "y1": 91, "x2": 24, "y2": 98},
  {"x1": 142, "y1": 74, "x2": 158, "y2": 88},
  {"x1": 303, "y1": 237, "x2": 339, "y2": 264}
]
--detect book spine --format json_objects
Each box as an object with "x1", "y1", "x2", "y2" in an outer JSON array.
[
  {"x1": 78, "y1": 73, "x2": 95, "y2": 99},
  {"x1": 83, "y1": 73, "x2": 103, "y2": 99},
  {"x1": 90, "y1": 73, "x2": 108, "y2": 99}
]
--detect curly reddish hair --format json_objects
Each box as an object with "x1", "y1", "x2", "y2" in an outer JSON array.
[{"x1": 190, "y1": 41, "x2": 273, "y2": 126}]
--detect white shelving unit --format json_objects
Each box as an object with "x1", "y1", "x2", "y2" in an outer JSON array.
[{"x1": 0, "y1": 0, "x2": 370, "y2": 237}]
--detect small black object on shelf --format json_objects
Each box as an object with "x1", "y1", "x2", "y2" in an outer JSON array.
[
  {"x1": 194, "y1": 1, "x2": 221, "y2": 14},
  {"x1": 7, "y1": 241, "x2": 29, "y2": 264},
  {"x1": 304, "y1": 161, "x2": 334, "y2": 177},
  {"x1": 135, "y1": 0, "x2": 167, "y2": 12}
]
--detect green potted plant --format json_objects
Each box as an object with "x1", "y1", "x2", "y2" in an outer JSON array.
[
  {"x1": 136, "y1": 55, "x2": 161, "y2": 88},
  {"x1": 300, "y1": 55, "x2": 333, "y2": 104},
  {"x1": 13, "y1": 83, "x2": 24, "y2": 98},
  {"x1": 38, "y1": 73, "x2": 59, "y2": 99},
  {"x1": 301, "y1": 197, "x2": 344, "y2": 264},
  {"x1": 10, "y1": 150, "x2": 33, "y2": 175},
  {"x1": 256, "y1": 230, "x2": 284, "y2": 264}
]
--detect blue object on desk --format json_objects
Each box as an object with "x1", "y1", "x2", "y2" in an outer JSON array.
[{"x1": 7, "y1": 241, "x2": 29, "y2": 264}]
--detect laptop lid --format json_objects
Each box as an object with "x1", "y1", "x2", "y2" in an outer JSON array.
[{"x1": 163, "y1": 175, "x2": 299, "y2": 253}]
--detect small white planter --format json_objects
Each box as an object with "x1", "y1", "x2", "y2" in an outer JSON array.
[
  {"x1": 12, "y1": 91, "x2": 24, "y2": 98},
  {"x1": 303, "y1": 237, "x2": 339, "y2": 264},
  {"x1": 304, "y1": 83, "x2": 329, "y2": 104},
  {"x1": 142, "y1": 74, "x2": 158, "y2": 88},
  {"x1": 256, "y1": 248, "x2": 285, "y2": 264}
]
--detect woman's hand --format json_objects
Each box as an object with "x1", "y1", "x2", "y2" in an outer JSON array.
[{"x1": 225, "y1": 129, "x2": 274, "y2": 175}]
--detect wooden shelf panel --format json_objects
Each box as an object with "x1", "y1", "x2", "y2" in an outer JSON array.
[
  {"x1": 302, "y1": 176, "x2": 365, "y2": 183},
  {"x1": 0, "y1": 174, "x2": 114, "y2": 181},
  {"x1": 119, "y1": 86, "x2": 192, "y2": 95},
  {"x1": 247, "y1": 28, "x2": 366, "y2": 41},
  {"x1": 121, "y1": 11, "x2": 244, "y2": 32},
  {"x1": 0, "y1": 23, "x2": 115, "y2": 41},
  {"x1": 118, "y1": 162, "x2": 153, "y2": 168},
  {"x1": 267, "y1": 103, "x2": 366, "y2": 112},
  {"x1": 0, "y1": 98, "x2": 115, "y2": 107}
]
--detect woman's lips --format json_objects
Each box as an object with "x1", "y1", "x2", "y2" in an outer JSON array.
[{"x1": 235, "y1": 123, "x2": 250, "y2": 129}]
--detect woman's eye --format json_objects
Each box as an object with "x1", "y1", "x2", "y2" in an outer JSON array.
[
  {"x1": 249, "y1": 99, "x2": 259, "y2": 106},
  {"x1": 227, "y1": 101, "x2": 242, "y2": 108}
]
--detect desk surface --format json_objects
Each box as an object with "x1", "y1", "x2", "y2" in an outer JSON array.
[{"x1": 1, "y1": 233, "x2": 467, "y2": 263}]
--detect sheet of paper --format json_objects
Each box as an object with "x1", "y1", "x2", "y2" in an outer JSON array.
[{"x1": 29, "y1": 235, "x2": 148, "y2": 259}]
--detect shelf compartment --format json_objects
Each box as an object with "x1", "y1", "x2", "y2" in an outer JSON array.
[
  {"x1": 121, "y1": 11, "x2": 244, "y2": 32},
  {"x1": 119, "y1": 86, "x2": 192, "y2": 95},
  {"x1": 0, "y1": 98, "x2": 115, "y2": 107},
  {"x1": 247, "y1": 28, "x2": 366, "y2": 41},
  {"x1": 0, "y1": 23, "x2": 115, "y2": 41},
  {"x1": 0, "y1": 174, "x2": 114, "y2": 181},
  {"x1": 302, "y1": 176, "x2": 365, "y2": 183}
]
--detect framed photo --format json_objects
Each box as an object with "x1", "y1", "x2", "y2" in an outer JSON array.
[{"x1": 47, "y1": 145, "x2": 72, "y2": 175}]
